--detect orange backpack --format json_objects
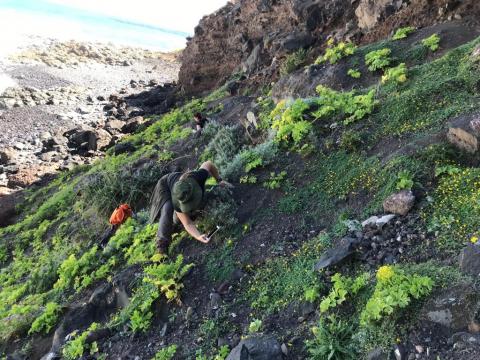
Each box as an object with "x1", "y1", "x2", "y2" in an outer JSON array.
[{"x1": 109, "y1": 204, "x2": 132, "y2": 226}]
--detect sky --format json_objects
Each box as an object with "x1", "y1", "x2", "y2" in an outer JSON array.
[
  {"x1": 45, "y1": 0, "x2": 229, "y2": 34},
  {"x1": 0, "y1": 0, "x2": 228, "y2": 53}
]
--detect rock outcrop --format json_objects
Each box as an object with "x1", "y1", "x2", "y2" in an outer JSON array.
[
  {"x1": 179, "y1": 0, "x2": 356, "y2": 94},
  {"x1": 179, "y1": 0, "x2": 480, "y2": 95}
]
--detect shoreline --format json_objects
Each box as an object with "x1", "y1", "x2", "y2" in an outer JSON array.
[{"x1": 0, "y1": 37, "x2": 181, "y2": 194}]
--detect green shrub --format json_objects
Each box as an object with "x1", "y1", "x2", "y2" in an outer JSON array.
[
  {"x1": 360, "y1": 266, "x2": 433, "y2": 325},
  {"x1": 422, "y1": 34, "x2": 440, "y2": 51},
  {"x1": 316, "y1": 39, "x2": 356, "y2": 65},
  {"x1": 263, "y1": 171, "x2": 287, "y2": 190},
  {"x1": 320, "y1": 272, "x2": 370, "y2": 313},
  {"x1": 306, "y1": 316, "x2": 358, "y2": 360},
  {"x1": 62, "y1": 322, "x2": 100, "y2": 360},
  {"x1": 314, "y1": 85, "x2": 377, "y2": 125},
  {"x1": 28, "y1": 302, "x2": 61, "y2": 335},
  {"x1": 271, "y1": 99, "x2": 312, "y2": 146},
  {"x1": 304, "y1": 286, "x2": 321, "y2": 303},
  {"x1": 152, "y1": 345, "x2": 177, "y2": 360},
  {"x1": 113, "y1": 255, "x2": 193, "y2": 332},
  {"x1": 392, "y1": 26, "x2": 416, "y2": 40},
  {"x1": 382, "y1": 63, "x2": 408, "y2": 85},
  {"x1": 248, "y1": 319, "x2": 262, "y2": 333},
  {"x1": 202, "y1": 125, "x2": 244, "y2": 174},
  {"x1": 395, "y1": 170, "x2": 414, "y2": 190},
  {"x1": 223, "y1": 139, "x2": 278, "y2": 181},
  {"x1": 365, "y1": 48, "x2": 392, "y2": 71},
  {"x1": 240, "y1": 175, "x2": 258, "y2": 184},
  {"x1": 280, "y1": 48, "x2": 307, "y2": 75},
  {"x1": 339, "y1": 130, "x2": 363, "y2": 152},
  {"x1": 347, "y1": 68, "x2": 361, "y2": 79}
]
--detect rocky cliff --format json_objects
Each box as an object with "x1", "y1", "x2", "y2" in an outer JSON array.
[{"x1": 179, "y1": 0, "x2": 480, "y2": 95}]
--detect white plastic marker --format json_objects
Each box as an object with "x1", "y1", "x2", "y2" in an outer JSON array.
[{"x1": 207, "y1": 225, "x2": 221, "y2": 241}]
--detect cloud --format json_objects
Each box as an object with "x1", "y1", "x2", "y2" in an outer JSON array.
[{"x1": 45, "y1": 0, "x2": 228, "y2": 34}]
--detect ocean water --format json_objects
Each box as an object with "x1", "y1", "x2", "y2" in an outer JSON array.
[{"x1": 0, "y1": 0, "x2": 190, "y2": 51}]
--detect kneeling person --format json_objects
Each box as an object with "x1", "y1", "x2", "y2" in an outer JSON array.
[{"x1": 149, "y1": 161, "x2": 230, "y2": 254}]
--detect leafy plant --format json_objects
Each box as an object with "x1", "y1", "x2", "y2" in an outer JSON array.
[
  {"x1": 62, "y1": 322, "x2": 99, "y2": 360},
  {"x1": 395, "y1": 170, "x2": 414, "y2": 190},
  {"x1": 365, "y1": 48, "x2": 392, "y2": 71},
  {"x1": 347, "y1": 68, "x2": 361, "y2": 79},
  {"x1": 306, "y1": 315, "x2": 358, "y2": 360},
  {"x1": 320, "y1": 272, "x2": 369, "y2": 313},
  {"x1": 360, "y1": 266, "x2": 433, "y2": 325},
  {"x1": 271, "y1": 99, "x2": 312, "y2": 147},
  {"x1": 314, "y1": 85, "x2": 377, "y2": 125},
  {"x1": 28, "y1": 302, "x2": 61, "y2": 335},
  {"x1": 112, "y1": 255, "x2": 193, "y2": 333},
  {"x1": 152, "y1": 345, "x2": 177, "y2": 360},
  {"x1": 280, "y1": 48, "x2": 307, "y2": 75},
  {"x1": 392, "y1": 26, "x2": 416, "y2": 40},
  {"x1": 263, "y1": 171, "x2": 287, "y2": 190},
  {"x1": 304, "y1": 286, "x2": 321, "y2": 303},
  {"x1": 248, "y1": 319, "x2": 263, "y2": 333},
  {"x1": 382, "y1": 63, "x2": 408, "y2": 85},
  {"x1": 316, "y1": 39, "x2": 356, "y2": 65},
  {"x1": 422, "y1": 34, "x2": 440, "y2": 51},
  {"x1": 241, "y1": 150, "x2": 263, "y2": 173},
  {"x1": 435, "y1": 164, "x2": 461, "y2": 177},
  {"x1": 240, "y1": 175, "x2": 258, "y2": 184}
]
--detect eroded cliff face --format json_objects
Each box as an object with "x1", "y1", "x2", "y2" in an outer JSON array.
[
  {"x1": 179, "y1": 0, "x2": 480, "y2": 95},
  {"x1": 179, "y1": 0, "x2": 354, "y2": 94}
]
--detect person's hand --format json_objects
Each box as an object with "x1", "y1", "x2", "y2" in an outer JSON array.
[
  {"x1": 198, "y1": 234, "x2": 210, "y2": 243},
  {"x1": 219, "y1": 180, "x2": 234, "y2": 189}
]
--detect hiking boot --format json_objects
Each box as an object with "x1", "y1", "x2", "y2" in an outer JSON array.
[{"x1": 157, "y1": 239, "x2": 170, "y2": 255}]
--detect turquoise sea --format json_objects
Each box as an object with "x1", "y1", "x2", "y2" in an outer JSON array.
[{"x1": 0, "y1": 0, "x2": 190, "y2": 51}]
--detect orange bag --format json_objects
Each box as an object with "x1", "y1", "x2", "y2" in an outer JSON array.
[{"x1": 109, "y1": 204, "x2": 132, "y2": 226}]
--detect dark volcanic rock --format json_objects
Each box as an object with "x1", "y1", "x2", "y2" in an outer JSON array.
[
  {"x1": 459, "y1": 244, "x2": 480, "y2": 277},
  {"x1": 226, "y1": 335, "x2": 283, "y2": 360},
  {"x1": 314, "y1": 236, "x2": 358, "y2": 270},
  {"x1": 421, "y1": 284, "x2": 480, "y2": 331}
]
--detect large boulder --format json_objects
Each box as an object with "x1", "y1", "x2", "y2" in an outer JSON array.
[
  {"x1": 447, "y1": 114, "x2": 480, "y2": 154},
  {"x1": 121, "y1": 116, "x2": 147, "y2": 134},
  {"x1": 459, "y1": 244, "x2": 480, "y2": 277},
  {"x1": 226, "y1": 335, "x2": 283, "y2": 360},
  {"x1": 355, "y1": 0, "x2": 408, "y2": 30},
  {"x1": 421, "y1": 284, "x2": 480, "y2": 331},
  {"x1": 447, "y1": 127, "x2": 478, "y2": 154},
  {"x1": 383, "y1": 190, "x2": 415, "y2": 216}
]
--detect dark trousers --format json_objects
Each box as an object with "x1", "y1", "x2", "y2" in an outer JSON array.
[{"x1": 156, "y1": 200, "x2": 180, "y2": 251}]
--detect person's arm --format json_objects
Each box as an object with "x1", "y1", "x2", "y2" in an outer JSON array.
[
  {"x1": 200, "y1": 161, "x2": 234, "y2": 187},
  {"x1": 200, "y1": 161, "x2": 222, "y2": 182},
  {"x1": 196, "y1": 124, "x2": 202, "y2": 131},
  {"x1": 176, "y1": 211, "x2": 209, "y2": 243}
]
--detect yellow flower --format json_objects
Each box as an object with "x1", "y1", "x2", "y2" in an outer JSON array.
[
  {"x1": 376, "y1": 265, "x2": 395, "y2": 282},
  {"x1": 471, "y1": 236, "x2": 479, "y2": 244}
]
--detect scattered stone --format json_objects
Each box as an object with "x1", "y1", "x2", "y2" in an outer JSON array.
[
  {"x1": 383, "y1": 190, "x2": 415, "y2": 216},
  {"x1": 281, "y1": 343, "x2": 288, "y2": 356},
  {"x1": 0, "y1": 147, "x2": 17, "y2": 165},
  {"x1": 226, "y1": 335, "x2": 283, "y2": 360}
]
